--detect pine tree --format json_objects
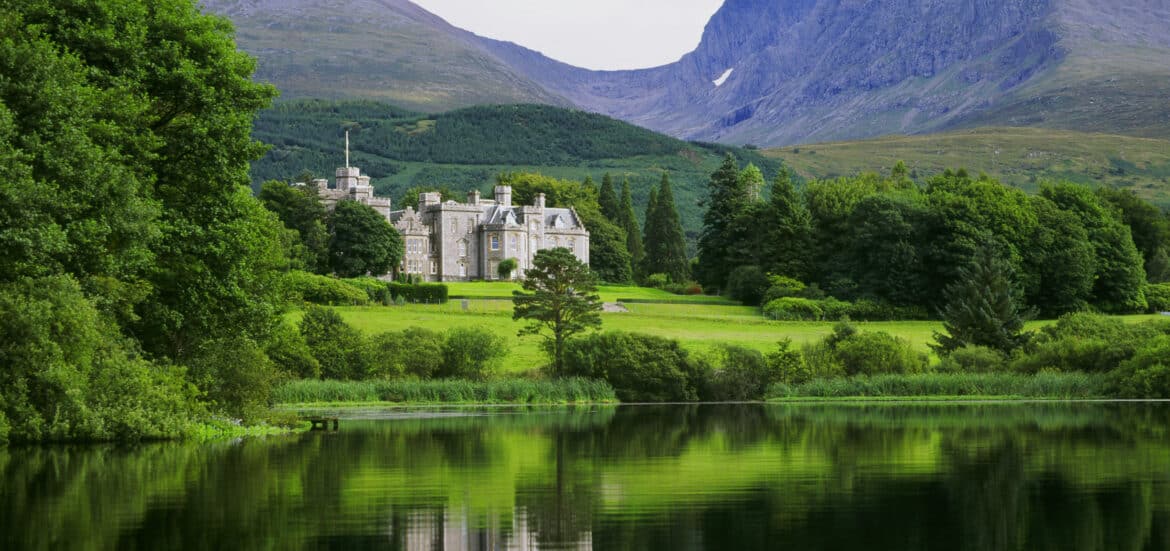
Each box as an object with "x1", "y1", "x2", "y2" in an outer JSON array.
[
  {"x1": 599, "y1": 172, "x2": 620, "y2": 221},
  {"x1": 697, "y1": 154, "x2": 750, "y2": 289},
  {"x1": 933, "y1": 243, "x2": 1031, "y2": 355},
  {"x1": 762, "y1": 168, "x2": 813, "y2": 279},
  {"x1": 619, "y1": 179, "x2": 644, "y2": 270},
  {"x1": 643, "y1": 174, "x2": 690, "y2": 283},
  {"x1": 642, "y1": 186, "x2": 658, "y2": 266}
]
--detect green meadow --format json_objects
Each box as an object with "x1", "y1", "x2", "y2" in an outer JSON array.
[{"x1": 292, "y1": 282, "x2": 1163, "y2": 374}]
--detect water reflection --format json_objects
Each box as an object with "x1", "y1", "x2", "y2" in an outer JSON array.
[{"x1": 3, "y1": 403, "x2": 1170, "y2": 550}]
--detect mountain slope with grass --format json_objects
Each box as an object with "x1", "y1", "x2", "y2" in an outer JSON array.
[
  {"x1": 764, "y1": 127, "x2": 1170, "y2": 206},
  {"x1": 199, "y1": 0, "x2": 570, "y2": 112},
  {"x1": 251, "y1": 100, "x2": 783, "y2": 233}
]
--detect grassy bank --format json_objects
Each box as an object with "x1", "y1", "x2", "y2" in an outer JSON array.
[
  {"x1": 298, "y1": 296, "x2": 1161, "y2": 374},
  {"x1": 767, "y1": 372, "x2": 1112, "y2": 401},
  {"x1": 273, "y1": 378, "x2": 617, "y2": 406}
]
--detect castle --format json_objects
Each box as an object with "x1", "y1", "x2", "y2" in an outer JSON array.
[{"x1": 304, "y1": 165, "x2": 590, "y2": 281}]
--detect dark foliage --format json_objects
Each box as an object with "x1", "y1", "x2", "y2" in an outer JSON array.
[{"x1": 562, "y1": 332, "x2": 703, "y2": 402}]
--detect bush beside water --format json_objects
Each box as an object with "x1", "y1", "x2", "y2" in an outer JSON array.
[
  {"x1": 273, "y1": 378, "x2": 616, "y2": 404},
  {"x1": 768, "y1": 372, "x2": 1110, "y2": 399}
]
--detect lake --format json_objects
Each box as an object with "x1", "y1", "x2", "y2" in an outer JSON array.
[{"x1": 3, "y1": 402, "x2": 1170, "y2": 550}]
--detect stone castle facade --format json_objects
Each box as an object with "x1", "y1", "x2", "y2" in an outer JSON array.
[{"x1": 305, "y1": 166, "x2": 590, "y2": 281}]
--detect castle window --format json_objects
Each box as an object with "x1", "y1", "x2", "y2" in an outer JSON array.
[
  {"x1": 490, "y1": 234, "x2": 500, "y2": 251},
  {"x1": 430, "y1": 261, "x2": 437, "y2": 275},
  {"x1": 459, "y1": 241, "x2": 467, "y2": 257},
  {"x1": 459, "y1": 264, "x2": 467, "y2": 277},
  {"x1": 450, "y1": 218, "x2": 457, "y2": 232},
  {"x1": 568, "y1": 237, "x2": 575, "y2": 249}
]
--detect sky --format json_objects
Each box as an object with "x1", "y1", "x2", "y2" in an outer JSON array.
[{"x1": 411, "y1": 0, "x2": 725, "y2": 71}]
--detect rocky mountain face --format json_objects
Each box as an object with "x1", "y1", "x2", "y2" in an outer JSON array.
[
  {"x1": 486, "y1": 0, "x2": 1170, "y2": 146},
  {"x1": 200, "y1": 0, "x2": 570, "y2": 112},
  {"x1": 204, "y1": 0, "x2": 1170, "y2": 146}
]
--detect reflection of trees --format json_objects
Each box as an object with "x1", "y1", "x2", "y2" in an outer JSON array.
[{"x1": 6, "y1": 404, "x2": 1170, "y2": 550}]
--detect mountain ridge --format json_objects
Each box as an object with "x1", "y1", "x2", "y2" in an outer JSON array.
[{"x1": 203, "y1": 0, "x2": 1170, "y2": 146}]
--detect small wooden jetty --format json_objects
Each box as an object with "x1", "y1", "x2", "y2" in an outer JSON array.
[{"x1": 308, "y1": 416, "x2": 339, "y2": 431}]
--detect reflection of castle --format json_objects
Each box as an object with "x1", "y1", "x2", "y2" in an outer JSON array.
[
  {"x1": 398, "y1": 508, "x2": 592, "y2": 551},
  {"x1": 306, "y1": 164, "x2": 590, "y2": 281}
]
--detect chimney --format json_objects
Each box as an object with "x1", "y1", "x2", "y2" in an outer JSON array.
[
  {"x1": 494, "y1": 185, "x2": 512, "y2": 207},
  {"x1": 467, "y1": 189, "x2": 481, "y2": 205},
  {"x1": 534, "y1": 193, "x2": 546, "y2": 209}
]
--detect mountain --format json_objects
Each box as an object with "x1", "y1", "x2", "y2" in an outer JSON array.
[
  {"x1": 485, "y1": 0, "x2": 1170, "y2": 146},
  {"x1": 764, "y1": 127, "x2": 1170, "y2": 207},
  {"x1": 199, "y1": 0, "x2": 570, "y2": 112},
  {"x1": 250, "y1": 100, "x2": 783, "y2": 234},
  {"x1": 204, "y1": 0, "x2": 1170, "y2": 146}
]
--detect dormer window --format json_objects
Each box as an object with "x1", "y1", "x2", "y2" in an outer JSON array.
[{"x1": 490, "y1": 234, "x2": 500, "y2": 251}]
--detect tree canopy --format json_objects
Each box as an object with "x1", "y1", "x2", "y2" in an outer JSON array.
[{"x1": 512, "y1": 247, "x2": 603, "y2": 375}]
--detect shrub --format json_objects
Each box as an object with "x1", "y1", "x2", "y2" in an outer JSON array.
[
  {"x1": 188, "y1": 337, "x2": 282, "y2": 420},
  {"x1": 645, "y1": 273, "x2": 669, "y2": 289},
  {"x1": 1146, "y1": 283, "x2": 1170, "y2": 313},
  {"x1": 763, "y1": 297, "x2": 824, "y2": 320},
  {"x1": 266, "y1": 322, "x2": 321, "y2": 379},
  {"x1": 768, "y1": 372, "x2": 1109, "y2": 400},
  {"x1": 563, "y1": 332, "x2": 702, "y2": 402},
  {"x1": 847, "y1": 299, "x2": 929, "y2": 321},
  {"x1": 761, "y1": 275, "x2": 807, "y2": 304},
  {"x1": 1010, "y1": 313, "x2": 1170, "y2": 373},
  {"x1": 344, "y1": 277, "x2": 392, "y2": 305},
  {"x1": 300, "y1": 305, "x2": 369, "y2": 379},
  {"x1": 937, "y1": 345, "x2": 1007, "y2": 373},
  {"x1": 767, "y1": 339, "x2": 812, "y2": 384},
  {"x1": 800, "y1": 341, "x2": 848, "y2": 381},
  {"x1": 498, "y1": 258, "x2": 518, "y2": 280},
  {"x1": 389, "y1": 282, "x2": 449, "y2": 303},
  {"x1": 702, "y1": 345, "x2": 779, "y2": 401},
  {"x1": 834, "y1": 331, "x2": 929, "y2": 376},
  {"x1": 367, "y1": 327, "x2": 445, "y2": 379},
  {"x1": 1111, "y1": 336, "x2": 1170, "y2": 398},
  {"x1": 725, "y1": 265, "x2": 770, "y2": 305},
  {"x1": 441, "y1": 327, "x2": 508, "y2": 380},
  {"x1": 284, "y1": 271, "x2": 369, "y2": 305}
]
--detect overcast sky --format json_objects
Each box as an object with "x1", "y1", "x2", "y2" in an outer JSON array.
[{"x1": 412, "y1": 0, "x2": 725, "y2": 70}]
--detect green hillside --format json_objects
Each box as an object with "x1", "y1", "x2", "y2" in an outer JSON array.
[
  {"x1": 765, "y1": 127, "x2": 1170, "y2": 206},
  {"x1": 251, "y1": 100, "x2": 784, "y2": 233}
]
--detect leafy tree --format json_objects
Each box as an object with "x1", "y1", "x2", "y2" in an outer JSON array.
[
  {"x1": 933, "y1": 244, "x2": 1031, "y2": 355},
  {"x1": 598, "y1": 173, "x2": 620, "y2": 220},
  {"x1": 513, "y1": 247, "x2": 603, "y2": 375},
  {"x1": 584, "y1": 217, "x2": 633, "y2": 283},
  {"x1": 696, "y1": 154, "x2": 749, "y2": 288},
  {"x1": 2, "y1": 0, "x2": 291, "y2": 434},
  {"x1": 618, "y1": 180, "x2": 645, "y2": 269},
  {"x1": 1042, "y1": 183, "x2": 1147, "y2": 313},
  {"x1": 845, "y1": 193, "x2": 930, "y2": 305},
  {"x1": 642, "y1": 174, "x2": 690, "y2": 283},
  {"x1": 1022, "y1": 196, "x2": 1096, "y2": 316},
  {"x1": 327, "y1": 200, "x2": 403, "y2": 278},
  {"x1": 259, "y1": 180, "x2": 329, "y2": 272},
  {"x1": 1097, "y1": 187, "x2": 1170, "y2": 282}
]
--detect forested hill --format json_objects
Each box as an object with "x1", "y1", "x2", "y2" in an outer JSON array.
[{"x1": 251, "y1": 100, "x2": 783, "y2": 233}]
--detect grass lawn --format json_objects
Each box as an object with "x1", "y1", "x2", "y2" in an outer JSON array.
[
  {"x1": 293, "y1": 294, "x2": 1166, "y2": 375},
  {"x1": 446, "y1": 281, "x2": 738, "y2": 304}
]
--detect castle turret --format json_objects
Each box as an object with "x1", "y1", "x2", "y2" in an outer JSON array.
[
  {"x1": 534, "y1": 193, "x2": 546, "y2": 209},
  {"x1": 494, "y1": 185, "x2": 512, "y2": 207},
  {"x1": 420, "y1": 192, "x2": 442, "y2": 209},
  {"x1": 336, "y1": 166, "x2": 360, "y2": 191}
]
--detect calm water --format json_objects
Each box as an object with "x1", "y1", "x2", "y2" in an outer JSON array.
[{"x1": 4, "y1": 402, "x2": 1170, "y2": 550}]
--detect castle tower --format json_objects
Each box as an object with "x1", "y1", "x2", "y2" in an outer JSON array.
[{"x1": 494, "y1": 185, "x2": 512, "y2": 207}]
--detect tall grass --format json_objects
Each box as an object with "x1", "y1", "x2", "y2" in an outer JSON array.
[
  {"x1": 767, "y1": 372, "x2": 1111, "y2": 400},
  {"x1": 273, "y1": 377, "x2": 617, "y2": 405}
]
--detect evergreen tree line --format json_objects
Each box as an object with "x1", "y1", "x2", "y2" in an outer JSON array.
[{"x1": 697, "y1": 155, "x2": 1170, "y2": 317}]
